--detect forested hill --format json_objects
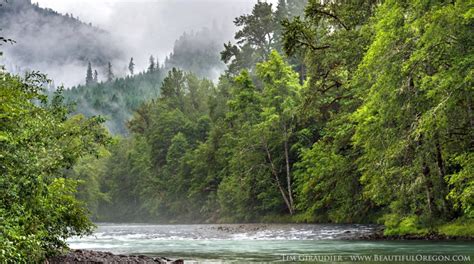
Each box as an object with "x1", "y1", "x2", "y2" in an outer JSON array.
[
  {"x1": 63, "y1": 27, "x2": 229, "y2": 135},
  {"x1": 164, "y1": 26, "x2": 227, "y2": 80},
  {"x1": 0, "y1": 0, "x2": 123, "y2": 86},
  {"x1": 64, "y1": 69, "x2": 165, "y2": 135},
  {"x1": 0, "y1": 0, "x2": 229, "y2": 134}
]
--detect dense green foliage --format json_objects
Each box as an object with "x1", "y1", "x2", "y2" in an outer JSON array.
[
  {"x1": 65, "y1": 69, "x2": 165, "y2": 134},
  {"x1": 221, "y1": 0, "x2": 306, "y2": 76},
  {"x1": 0, "y1": 72, "x2": 109, "y2": 262},
  {"x1": 284, "y1": 0, "x2": 473, "y2": 230},
  {"x1": 352, "y1": 0, "x2": 473, "y2": 231},
  {"x1": 75, "y1": 0, "x2": 473, "y2": 235}
]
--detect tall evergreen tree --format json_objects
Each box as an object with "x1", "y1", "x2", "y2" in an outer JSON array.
[
  {"x1": 85, "y1": 61, "x2": 93, "y2": 85},
  {"x1": 93, "y1": 69, "x2": 98, "y2": 83},
  {"x1": 148, "y1": 55, "x2": 156, "y2": 72},
  {"x1": 106, "y1": 61, "x2": 114, "y2": 82},
  {"x1": 155, "y1": 56, "x2": 160, "y2": 70},
  {"x1": 128, "y1": 57, "x2": 135, "y2": 76},
  {"x1": 221, "y1": 1, "x2": 278, "y2": 75}
]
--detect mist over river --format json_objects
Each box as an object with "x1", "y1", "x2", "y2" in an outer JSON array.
[{"x1": 67, "y1": 223, "x2": 474, "y2": 263}]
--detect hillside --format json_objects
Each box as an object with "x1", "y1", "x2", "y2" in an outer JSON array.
[
  {"x1": 64, "y1": 27, "x2": 227, "y2": 134},
  {"x1": 164, "y1": 26, "x2": 226, "y2": 80},
  {"x1": 64, "y1": 69, "x2": 164, "y2": 135},
  {"x1": 0, "y1": 0, "x2": 123, "y2": 86}
]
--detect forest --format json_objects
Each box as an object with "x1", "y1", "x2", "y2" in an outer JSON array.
[
  {"x1": 70, "y1": 0, "x2": 473, "y2": 228},
  {"x1": 63, "y1": 25, "x2": 227, "y2": 134},
  {"x1": 1, "y1": 0, "x2": 473, "y2": 262}
]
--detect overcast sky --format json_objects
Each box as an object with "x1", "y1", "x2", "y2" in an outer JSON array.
[{"x1": 34, "y1": 0, "x2": 274, "y2": 70}]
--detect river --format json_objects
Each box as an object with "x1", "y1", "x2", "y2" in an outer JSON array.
[{"x1": 67, "y1": 223, "x2": 474, "y2": 263}]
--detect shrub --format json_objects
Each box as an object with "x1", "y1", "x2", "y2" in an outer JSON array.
[{"x1": 0, "y1": 73, "x2": 109, "y2": 263}]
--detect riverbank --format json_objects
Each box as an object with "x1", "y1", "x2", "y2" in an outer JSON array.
[
  {"x1": 257, "y1": 215, "x2": 474, "y2": 240},
  {"x1": 358, "y1": 230, "x2": 474, "y2": 241},
  {"x1": 212, "y1": 223, "x2": 474, "y2": 241},
  {"x1": 373, "y1": 218, "x2": 474, "y2": 240},
  {"x1": 47, "y1": 250, "x2": 183, "y2": 264}
]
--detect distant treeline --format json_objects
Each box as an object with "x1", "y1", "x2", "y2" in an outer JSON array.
[{"x1": 64, "y1": 25, "x2": 228, "y2": 134}]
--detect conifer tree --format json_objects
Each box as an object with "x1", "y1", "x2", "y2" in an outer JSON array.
[
  {"x1": 107, "y1": 61, "x2": 114, "y2": 82},
  {"x1": 155, "y1": 56, "x2": 160, "y2": 70},
  {"x1": 128, "y1": 57, "x2": 135, "y2": 76},
  {"x1": 85, "y1": 61, "x2": 93, "y2": 85},
  {"x1": 148, "y1": 55, "x2": 155, "y2": 72}
]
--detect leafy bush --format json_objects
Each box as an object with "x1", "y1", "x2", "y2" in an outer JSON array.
[
  {"x1": 0, "y1": 72, "x2": 109, "y2": 263},
  {"x1": 438, "y1": 218, "x2": 474, "y2": 237},
  {"x1": 383, "y1": 214, "x2": 430, "y2": 236}
]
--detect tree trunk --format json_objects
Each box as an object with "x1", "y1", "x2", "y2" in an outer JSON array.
[
  {"x1": 299, "y1": 62, "x2": 305, "y2": 85},
  {"x1": 418, "y1": 134, "x2": 434, "y2": 218},
  {"x1": 422, "y1": 161, "x2": 433, "y2": 218},
  {"x1": 263, "y1": 139, "x2": 294, "y2": 215},
  {"x1": 283, "y1": 123, "x2": 294, "y2": 213},
  {"x1": 435, "y1": 136, "x2": 448, "y2": 215}
]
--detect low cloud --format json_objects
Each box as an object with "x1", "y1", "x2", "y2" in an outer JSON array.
[{"x1": 0, "y1": 0, "x2": 265, "y2": 86}]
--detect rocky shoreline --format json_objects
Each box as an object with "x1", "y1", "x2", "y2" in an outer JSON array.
[
  {"x1": 356, "y1": 227, "x2": 474, "y2": 241},
  {"x1": 212, "y1": 224, "x2": 473, "y2": 241},
  {"x1": 47, "y1": 250, "x2": 184, "y2": 264},
  {"x1": 360, "y1": 233, "x2": 474, "y2": 241}
]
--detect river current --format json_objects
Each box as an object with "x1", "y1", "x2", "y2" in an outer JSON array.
[{"x1": 67, "y1": 223, "x2": 474, "y2": 263}]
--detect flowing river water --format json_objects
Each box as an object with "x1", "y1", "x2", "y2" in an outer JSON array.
[{"x1": 67, "y1": 223, "x2": 474, "y2": 263}]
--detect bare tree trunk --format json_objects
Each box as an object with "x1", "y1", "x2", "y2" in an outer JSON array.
[
  {"x1": 299, "y1": 63, "x2": 305, "y2": 85},
  {"x1": 422, "y1": 162, "x2": 433, "y2": 218},
  {"x1": 467, "y1": 95, "x2": 474, "y2": 146},
  {"x1": 435, "y1": 136, "x2": 448, "y2": 214},
  {"x1": 418, "y1": 134, "x2": 433, "y2": 217},
  {"x1": 263, "y1": 139, "x2": 294, "y2": 215},
  {"x1": 283, "y1": 123, "x2": 294, "y2": 213}
]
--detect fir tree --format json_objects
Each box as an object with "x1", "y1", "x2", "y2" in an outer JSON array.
[
  {"x1": 128, "y1": 57, "x2": 135, "y2": 76},
  {"x1": 93, "y1": 70, "x2": 98, "y2": 83},
  {"x1": 85, "y1": 61, "x2": 93, "y2": 85},
  {"x1": 155, "y1": 56, "x2": 160, "y2": 70},
  {"x1": 148, "y1": 55, "x2": 155, "y2": 72},
  {"x1": 107, "y1": 61, "x2": 114, "y2": 82}
]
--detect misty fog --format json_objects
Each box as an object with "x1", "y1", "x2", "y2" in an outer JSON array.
[{"x1": 1, "y1": 0, "x2": 268, "y2": 87}]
